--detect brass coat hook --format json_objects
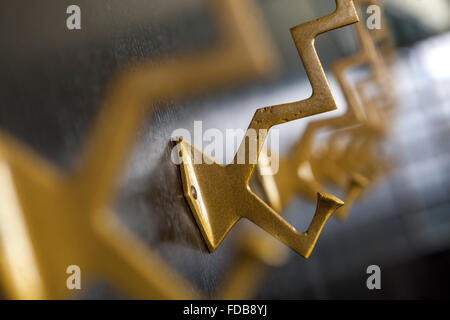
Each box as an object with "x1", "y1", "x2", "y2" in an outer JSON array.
[
  {"x1": 178, "y1": 0, "x2": 359, "y2": 258},
  {"x1": 211, "y1": 1, "x2": 400, "y2": 300}
]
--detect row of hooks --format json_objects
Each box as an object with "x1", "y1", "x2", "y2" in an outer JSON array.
[{"x1": 0, "y1": 0, "x2": 398, "y2": 299}]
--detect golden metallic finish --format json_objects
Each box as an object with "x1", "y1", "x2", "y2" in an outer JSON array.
[
  {"x1": 258, "y1": 0, "x2": 392, "y2": 221},
  {"x1": 213, "y1": 1, "x2": 398, "y2": 300},
  {"x1": 334, "y1": 173, "x2": 369, "y2": 220},
  {"x1": 178, "y1": 0, "x2": 360, "y2": 258},
  {"x1": 216, "y1": 1, "x2": 398, "y2": 300},
  {"x1": 0, "y1": 0, "x2": 278, "y2": 299}
]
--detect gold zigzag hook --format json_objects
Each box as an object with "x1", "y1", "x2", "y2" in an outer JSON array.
[
  {"x1": 178, "y1": 0, "x2": 359, "y2": 258},
  {"x1": 217, "y1": 5, "x2": 398, "y2": 295}
]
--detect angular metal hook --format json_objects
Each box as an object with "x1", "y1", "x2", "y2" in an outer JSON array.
[
  {"x1": 178, "y1": 139, "x2": 343, "y2": 258},
  {"x1": 178, "y1": 0, "x2": 358, "y2": 257}
]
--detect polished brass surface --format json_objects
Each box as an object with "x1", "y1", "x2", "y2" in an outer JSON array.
[
  {"x1": 0, "y1": 0, "x2": 279, "y2": 299},
  {"x1": 216, "y1": 1, "x2": 396, "y2": 300},
  {"x1": 215, "y1": 0, "x2": 398, "y2": 298},
  {"x1": 258, "y1": 0, "x2": 393, "y2": 221},
  {"x1": 178, "y1": 0, "x2": 360, "y2": 258}
]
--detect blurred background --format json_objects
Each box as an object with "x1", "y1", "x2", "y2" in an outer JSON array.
[{"x1": 0, "y1": 0, "x2": 449, "y2": 299}]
